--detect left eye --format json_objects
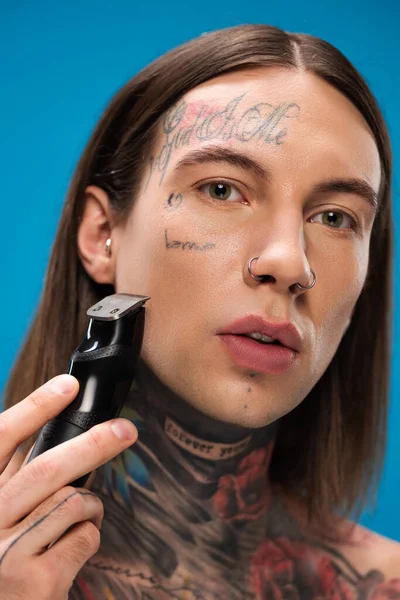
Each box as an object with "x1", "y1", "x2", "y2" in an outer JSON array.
[
  {"x1": 310, "y1": 210, "x2": 355, "y2": 230},
  {"x1": 198, "y1": 181, "x2": 243, "y2": 202}
]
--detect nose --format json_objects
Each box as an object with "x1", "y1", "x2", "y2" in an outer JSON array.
[{"x1": 246, "y1": 216, "x2": 312, "y2": 294}]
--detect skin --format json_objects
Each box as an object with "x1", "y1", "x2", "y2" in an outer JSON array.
[
  {"x1": 70, "y1": 68, "x2": 400, "y2": 598},
  {"x1": 79, "y1": 67, "x2": 379, "y2": 429}
]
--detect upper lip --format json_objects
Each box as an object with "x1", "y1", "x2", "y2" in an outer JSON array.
[{"x1": 220, "y1": 315, "x2": 303, "y2": 352}]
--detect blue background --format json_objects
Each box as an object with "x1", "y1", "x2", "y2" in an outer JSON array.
[{"x1": 1, "y1": 0, "x2": 399, "y2": 539}]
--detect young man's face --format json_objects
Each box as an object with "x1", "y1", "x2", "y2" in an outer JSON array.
[{"x1": 107, "y1": 67, "x2": 381, "y2": 427}]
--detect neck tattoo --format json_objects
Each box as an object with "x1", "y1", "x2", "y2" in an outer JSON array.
[{"x1": 164, "y1": 416, "x2": 252, "y2": 460}]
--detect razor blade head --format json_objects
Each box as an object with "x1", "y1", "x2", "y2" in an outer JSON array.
[{"x1": 87, "y1": 293, "x2": 150, "y2": 321}]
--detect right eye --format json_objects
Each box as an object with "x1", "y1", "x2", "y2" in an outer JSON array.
[{"x1": 198, "y1": 180, "x2": 245, "y2": 203}]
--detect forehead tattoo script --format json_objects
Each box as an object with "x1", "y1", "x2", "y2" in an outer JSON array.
[{"x1": 144, "y1": 93, "x2": 301, "y2": 189}]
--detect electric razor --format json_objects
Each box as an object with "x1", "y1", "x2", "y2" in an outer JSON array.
[{"x1": 26, "y1": 293, "x2": 150, "y2": 488}]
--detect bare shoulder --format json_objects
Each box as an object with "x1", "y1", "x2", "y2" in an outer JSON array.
[
  {"x1": 338, "y1": 522, "x2": 400, "y2": 579},
  {"x1": 275, "y1": 487, "x2": 400, "y2": 580}
]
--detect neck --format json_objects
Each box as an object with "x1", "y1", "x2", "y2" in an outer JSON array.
[
  {"x1": 92, "y1": 359, "x2": 281, "y2": 580},
  {"x1": 126, "y1": 359, "x2": 277, "y2": 486},
  {"x1": 79, "y1": 371, "x2": 374, "y2": 597}
]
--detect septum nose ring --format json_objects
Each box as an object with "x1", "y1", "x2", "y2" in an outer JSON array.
[{"x1": 247, "y1": 257, "x2": 316, "y2": 291}]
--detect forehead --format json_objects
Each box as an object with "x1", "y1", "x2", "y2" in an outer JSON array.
[{"x1": 157, "y1": 67, "x2": 381, "y2": 191}]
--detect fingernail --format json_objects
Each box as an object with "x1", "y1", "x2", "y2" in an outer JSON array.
[
  {"x1": 48, "y1": 374, "x2": 77, "y2": 394},
  {"x1": 110, "y1": 419, "x2": 137, "y2": 441}
]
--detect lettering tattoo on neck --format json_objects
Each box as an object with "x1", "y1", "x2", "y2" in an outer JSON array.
[
  {"x1": 164, "y1": 229, "x2": 216, "y2": 252},
  {"x1": 165, "y1": 416, "x2": 251, "y2": 460},
  {"x1": 144, "y1": 93, "x2": 301, "y2": 189}
]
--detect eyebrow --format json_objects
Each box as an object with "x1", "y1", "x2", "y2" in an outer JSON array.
[
  {"x1": 173, "y1": 146, "x2": 270, "y2": 181},
  {"x1": 311, "y1": 179, "x2": 378, "y2": 211},
  {"x1": 172, "y1": 146, "x2": 379, "y2": 211}
]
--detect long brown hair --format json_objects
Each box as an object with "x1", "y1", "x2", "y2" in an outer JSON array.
[{"x1": 3, "y1": 24, "x2": 393, "y2": 535}]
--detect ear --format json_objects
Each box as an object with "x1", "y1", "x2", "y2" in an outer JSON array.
[{"x1": 77, "y1": 185, "x2": 118, "y2": 285}]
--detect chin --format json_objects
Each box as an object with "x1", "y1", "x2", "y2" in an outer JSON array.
[{"x1": 191, "y1": 395, "x2": 284, "y2": 429}]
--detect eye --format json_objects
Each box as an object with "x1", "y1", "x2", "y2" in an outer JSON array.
[
  {"x1": 198, "y1": 180, "x2": 245, "y2": 202},
  {"x1": 310, "y1": 210, "x2": 356, "y2": 230}
]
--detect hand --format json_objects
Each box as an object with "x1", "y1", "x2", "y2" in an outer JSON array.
[{"x1": 0, "y1": 374, "x2": 137, "y2": 599}]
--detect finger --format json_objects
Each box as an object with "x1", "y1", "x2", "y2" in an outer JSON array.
[
  {"x1": 0, "y1": 440, "x2": 59, "y2": 487},
  {"x1": 0, "y1": 448, "x2": 28, "y2": 484},
  {"x1": 38, "y1": 520, "x2": 101, "y2": 588},
  {"x1": 0, "y1": 418, "x2": 137, "y2": 529},
  {"x1": 0, "y1": 375, "x2": 79, "y2": 474},
  {"x1": 4, "y1": 488, "x2": 104, "y2": 561}
]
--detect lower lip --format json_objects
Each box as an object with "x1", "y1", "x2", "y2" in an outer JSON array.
[{"x1": 219, "y1": 334, "x2": 298, "y2": 374}]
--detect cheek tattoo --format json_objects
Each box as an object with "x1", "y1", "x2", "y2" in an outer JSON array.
[
  {"x1": 163, "y1": 192, "x2": 216, "y2": 251},
  {"x1": 144, "y1": 92, "x2": 300, "y2": 189},
  {"x1": 164, "y1": 230, "x2": 215, "y2": 252},
  {"x1": 165, "y1": 192, "x2": 184, "y2": 211}
]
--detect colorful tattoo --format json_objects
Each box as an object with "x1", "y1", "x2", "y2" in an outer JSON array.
[{"x1": 69, "y1": 378, "x2": 400, "y2": 599}]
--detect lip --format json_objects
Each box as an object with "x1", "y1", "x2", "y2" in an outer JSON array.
[
  {"x1": 219, "y1": 315, "x2": 303, "y2": 352},
  {"x1": 219, "y1": 335, "x2": 298, "y2": 374}
]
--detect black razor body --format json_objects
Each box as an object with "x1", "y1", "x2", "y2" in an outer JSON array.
[{"x1": 27, "y1": 293, "x2": 149, "y2": 488}]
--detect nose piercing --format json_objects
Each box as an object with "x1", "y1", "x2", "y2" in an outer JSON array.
[
  {"x1": 247, "y1": 256, "x2": 317, "y2": 290},
  {"x1": 248, "y1": 257, "x2": 266, "y2": 282},
  {"x1": 295, "y1": 268, "x2": 316, "y2": 290}
]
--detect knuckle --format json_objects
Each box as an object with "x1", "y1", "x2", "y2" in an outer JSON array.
[
  {"x1": 59, "y1": 484, "x2": 79, "y2": 499},
  {"x1": 21, "y1": 489, "x2": 80, "y2": 533},
  {"x1": 40, "y1": 524, "x2": 101, "y2": 586},
  {"x1": 27, "y1": 387, "x2": 50, "y2": 411},
  {"x1": 28, "y1": 456, "x2": 57, "y2": 483},
  {"x1": 52, "y1": 489, "x2": 103, "y2": 524},
  {"x1": 85, "y1": 426, "x2": 108, "y2": 454},
  {"x1": 77, "y1": 521, "x2": 101, "y2": 553},
  {"x1": 80, "y1": 489, "x2": 104, "y2": 513},
  {"x1": 55, "y1": 488, "x2": 87, "y2": 515}
]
